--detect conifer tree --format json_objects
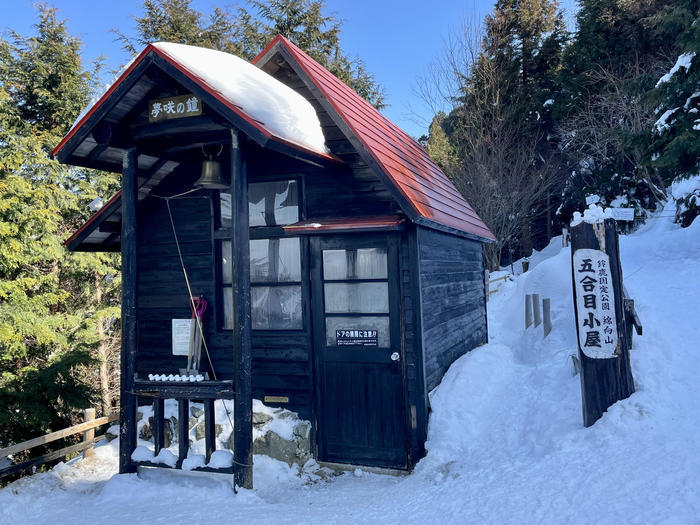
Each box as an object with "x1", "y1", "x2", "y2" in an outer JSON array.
[
  {"x1": 557, "y1": 0, "x2": 679, "y2": 219},
  {"x1": 116, "y1": 0, "x2": 385, "y2": 108},
  {"x1": 646, "y1": 1, "x2": 700, "y2": 226},
  {"x1": 432, "y1": 0, "x2": 566, "y2": 264},
  {"x1": 0, "y1": 5, "x2": 121, "y2": 445}
]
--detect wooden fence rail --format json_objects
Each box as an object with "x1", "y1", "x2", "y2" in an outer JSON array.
[{"x1": 0, "y1": 410, "x2": 119, "y2": 480}]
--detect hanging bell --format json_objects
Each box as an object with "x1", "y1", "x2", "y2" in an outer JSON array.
[{"x1": 195, "y1": 157, "x2": 228, "y2": 189}]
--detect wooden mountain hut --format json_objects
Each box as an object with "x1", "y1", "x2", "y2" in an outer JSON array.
[{"x1": 54, "y1": 36, "x2": 495, "y2": 488}]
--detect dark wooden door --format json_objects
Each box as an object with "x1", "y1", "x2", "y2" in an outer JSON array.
[{"x1": 310, "y1": 234, "x2": 407, "y2": 469}]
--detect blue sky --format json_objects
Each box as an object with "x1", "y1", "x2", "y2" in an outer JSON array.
[{"x1": 4, "y1": 0, "x2": 577, "y2": 138}]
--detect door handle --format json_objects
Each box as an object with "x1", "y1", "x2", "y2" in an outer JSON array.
[{"x1": 390, "y1": 352, "x2": 400, "y2": 362}]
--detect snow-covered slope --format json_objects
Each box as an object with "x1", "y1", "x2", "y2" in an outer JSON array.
[{"x1": 1, "y1": 202, "x2": 698, "y2": 524}]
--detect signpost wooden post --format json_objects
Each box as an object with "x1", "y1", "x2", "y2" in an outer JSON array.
[{"x1": 570, "y1": 218, "x2": 635, "y2": 427}]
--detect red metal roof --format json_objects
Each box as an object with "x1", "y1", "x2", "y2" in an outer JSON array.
[{"x1": 254, "y1": 36, "x2": 495, "y2": 241}]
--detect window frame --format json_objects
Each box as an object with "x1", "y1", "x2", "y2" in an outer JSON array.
[{"x1": 215, "y1": 174, "x2": 307, "y2": 332}]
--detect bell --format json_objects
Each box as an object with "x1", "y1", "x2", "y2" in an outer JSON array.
[{"x1": 195, "y1": 158, "x2": 228, "y2": 189}]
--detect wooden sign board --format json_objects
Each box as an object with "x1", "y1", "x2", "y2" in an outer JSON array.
[
  {"x1": 573, "y1": 249, "x2": 618, "y2": 358},
  {"x1": 149, "y1": 94, "x2": 202, "y2": 123},
  {"x1": 610, "y1": 208, "x2": 635, "y2": 221},
  {"x1": 264, "y1": 395, "x2": 289, "y2": 404},
  {"x1": 171, "y1": 318, "x2": 194, "y2": 356}
]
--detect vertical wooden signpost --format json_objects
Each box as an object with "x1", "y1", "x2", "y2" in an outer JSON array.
[{"x1": 570, "y1": 218, "x2": 635, "y2": 426}]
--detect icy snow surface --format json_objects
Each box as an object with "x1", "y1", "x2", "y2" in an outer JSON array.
[
  {"x1": 69, "y1": 43, "x2": 328, "y2": 155},
  {"x1": 1, "y1": 202, "x2": 699, "y2": 523}
]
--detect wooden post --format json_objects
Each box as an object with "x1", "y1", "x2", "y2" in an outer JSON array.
[
  {"x1": 533, "y1": 293, "x2": 541, "y2": 327},
  {"x1": 542, "y1": 298, "x2": 552, "y2": 338},
  {"x1": 83, "y1": 408, "x2": 96, "y2": 458},
  {"x1": 119, "y1": 147, "x2": 139, "y2": 473},
  {"x1": 525, "y1": 294, "x2": 533, "y2": 328},
  {"x1": 571, "y1": 219, "x2": 635, "y2": 427},
  {"x1": 204, "y1": 399, "x2": 216, "y2": 463},
  {"x1": 153, "y1": 399, "x2": 165, "y2": 455},
  {"x1": 177, "y1": 399, "x2": 189, "y2": 468},
  {"x1": 230, "y1": 129, "x2": 253, "y2": 489}
]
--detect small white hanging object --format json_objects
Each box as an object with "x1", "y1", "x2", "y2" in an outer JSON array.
[
  {"x1": 88, "y1": 197, "x2": 104, "y2": 212},
  {"x1": 148, "y1": 374, "x2": 155, "y2": 381},
  {"x1": 196, "y1": 375, "x2": 204, "y2": 382},
  {"x1": 188, "y1": 375, "x2": 196, "y2": 382},
  {"x1": 167, "y1": 374, "x2": 175, "y2": 381}
]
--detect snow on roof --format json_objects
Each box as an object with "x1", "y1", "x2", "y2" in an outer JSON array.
[{"x1": 152, "y1": 43, "x2": 328, "y2": 154}]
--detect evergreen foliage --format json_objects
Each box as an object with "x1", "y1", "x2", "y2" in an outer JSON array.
[
  {"x1": 557, "y1": 0, "x2": 680, "y2": 217},
  {"x1": 426, "y1": 0, "x2": 700, "y2": 267},
  {"x1": 116, "y1": 0, "x2": 385, "y2": 109},
  {"x1": 646, "y1": 1, "x2": 700, "y2": 225},
  {"x1": 428, "y1": 0, "x2": 567, "y2": 266},
  {"x1": 0, "y1": 5, "x2": 121, "y2": 446}
]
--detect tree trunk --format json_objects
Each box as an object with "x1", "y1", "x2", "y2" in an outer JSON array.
[{"x1": 520, "y1": 215, "x2": 533, "y2": 258}]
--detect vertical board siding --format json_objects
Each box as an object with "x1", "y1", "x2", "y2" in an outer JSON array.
[
  {"x1": 417, "y1": 227, "x2": 487, "y2": 393},
  {"x1": 135, "y1": 167, "x2": 217, "y2": 381}
]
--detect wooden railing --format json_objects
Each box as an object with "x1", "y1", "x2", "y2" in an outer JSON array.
[{"x1": 0, "y1": 409, "x2": 119, "y2": 480}]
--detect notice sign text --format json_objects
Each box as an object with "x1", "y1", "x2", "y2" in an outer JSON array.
[
  {"x1": 573, "y1": 248, "x2": 618, "y2": 358},
  {"x1": 336, "y1": 329, "x2": 378, "y2": 347}
]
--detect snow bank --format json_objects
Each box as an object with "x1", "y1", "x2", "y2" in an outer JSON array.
[{"x1": 153, "y1": 43, "x2": 328, "y2": 154}]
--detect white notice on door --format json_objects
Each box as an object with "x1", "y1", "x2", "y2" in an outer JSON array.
[{"x1": 172, "y1": 319, "x2": 194, "y2": 356}]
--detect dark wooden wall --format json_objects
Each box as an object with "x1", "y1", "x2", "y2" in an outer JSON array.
[
  {"x1": 134, "y1": 146, "x2": 401, "y2": 422},
  {"x1": 136, "y1": 166, "x2": 216, "y2": 378},
  {"x1": 417, "y1": 226, "x2": 487, "y2": 393}
]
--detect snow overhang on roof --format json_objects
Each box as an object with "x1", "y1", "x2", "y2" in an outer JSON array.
[{"x1": 52, "y1": 42, "x2": 341, "y2": 169}]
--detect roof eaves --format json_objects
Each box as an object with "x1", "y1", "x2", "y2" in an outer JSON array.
[
  {"x1": 64, "y1": 191, "x2": 122, "y2": 251},
  {"x1": 52, "y1": 45, "x2": 157, "y2": 160}
]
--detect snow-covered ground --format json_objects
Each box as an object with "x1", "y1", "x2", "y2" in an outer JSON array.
[{"x1": 2, "y1": 202, "x2": 699, "y2": 524}]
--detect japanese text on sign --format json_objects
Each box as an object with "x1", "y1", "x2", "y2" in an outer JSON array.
[
  {"x1": 149, "y1": 94, "x2": 202, "y2": 122},
  {"x1": 336, "y1": 329, "x2": 378, "y2": 347},
  {"x1": 573, "y1": 249, "x2": 618, "y2": 358}
]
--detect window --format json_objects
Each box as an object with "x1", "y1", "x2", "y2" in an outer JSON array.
[
  {"x1": 219, "y1": 179, "x2": 303, "y2": 330},
  {"x1": 220, "y1": 179, "x2": 299, "y2": 228},
  {"x1": 321, "y1": 247, "x2": 390, "y2": 347}
]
